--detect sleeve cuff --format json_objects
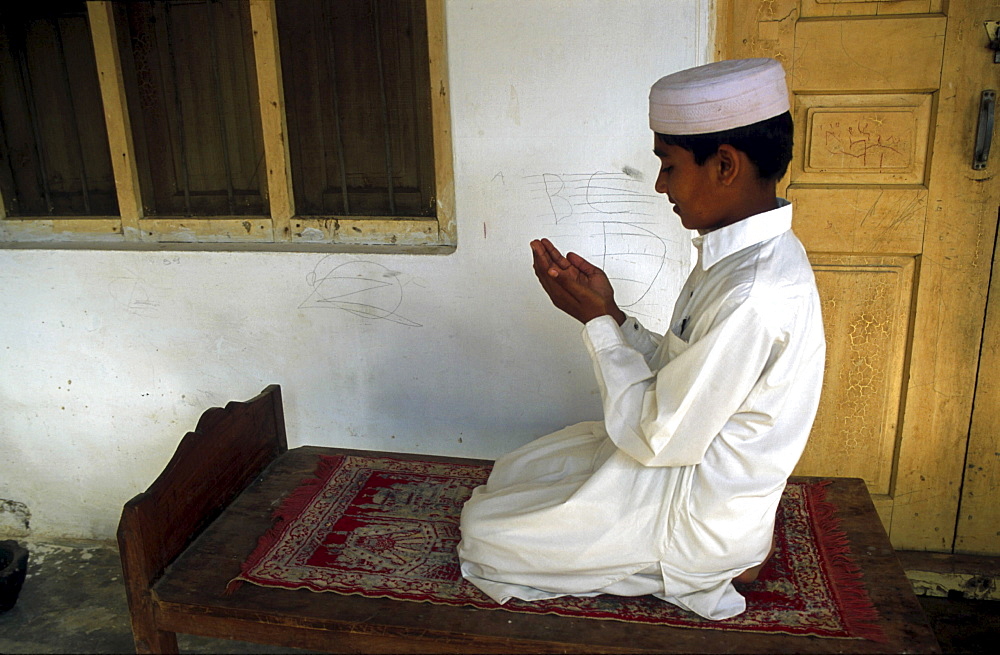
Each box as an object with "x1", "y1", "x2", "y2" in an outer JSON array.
[{"x1": 582, "y1": 314, "x2": 628, "y2": 352}]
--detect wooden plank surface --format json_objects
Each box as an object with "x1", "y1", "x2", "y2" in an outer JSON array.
[
  {"x1": 957, "y1": 221, "x2": 1000, "y2": 554},
  {"x1": 152, "y1": 447, "x2": 939, "y2": 654}
]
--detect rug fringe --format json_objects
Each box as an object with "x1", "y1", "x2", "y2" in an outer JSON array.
[
  {"x1": 272, "y1": 455, "x2": 342, "y2": 523},
  {"x1": 227, "y1": 455, "x2": 346, "y2": 594},
  {"x1": 808, "y1": 480, "x2": 887, "y2": 643}
]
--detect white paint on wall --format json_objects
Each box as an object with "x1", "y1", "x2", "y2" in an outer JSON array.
[{"x1": 0, "y1": 0, "x2": 709, "y2": 540}]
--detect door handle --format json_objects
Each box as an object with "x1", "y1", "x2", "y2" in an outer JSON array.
[{"x1": 973, "y1": 90, "x2": 995, "y2": 170}]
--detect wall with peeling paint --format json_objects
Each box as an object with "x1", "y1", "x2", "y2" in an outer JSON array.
[{"x1": 0, "y1": 0, "x2": 707, "y2": 540}]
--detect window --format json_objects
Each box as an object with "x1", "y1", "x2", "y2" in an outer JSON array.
[
  {"x1": 0, "y1": 3, "x2": 118, "y2": 219},
  {"x1": 0, "y1": 0, "x2": 455, "y2": 251},
  {"x1": 119, "y1": 0, "x2": 266, "y2": 218}
]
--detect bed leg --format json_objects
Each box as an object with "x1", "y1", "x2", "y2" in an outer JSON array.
[
  {"x1": 119, "y1": 509, "x2": 181, "y2": 653},
  {"x1": 132, "y1": 628, "x2": 178, "y2": 654},
  {"x1": 126, "y1": 594, "x2": 179, "y2": 654}
]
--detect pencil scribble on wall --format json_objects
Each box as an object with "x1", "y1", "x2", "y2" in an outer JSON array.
[
  {"x1": 108, "y1": 269, "x2": 160, "y2": 317},
  {"x1": 527, "y1": 171, "x2": 681, "y2": 310},
  {"x1": 300, "y1": 257, "x2": 422, "y2": 327}
]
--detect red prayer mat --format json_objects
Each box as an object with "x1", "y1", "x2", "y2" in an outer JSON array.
[{"x1": 230, "y1": 454, "x2": 884, "y2": 641}]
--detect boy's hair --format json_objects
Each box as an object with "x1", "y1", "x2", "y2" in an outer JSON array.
[{"x1": 656, "y1": 111, "x2": 793, "y2": 182}]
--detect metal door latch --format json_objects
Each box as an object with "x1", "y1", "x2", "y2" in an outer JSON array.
[
  {"x1": 987, "y1": 21, "x2": 1000, "y2": 63},
  {"x1": 974, "y1": 90, "x2": 995, "y2": 170}
]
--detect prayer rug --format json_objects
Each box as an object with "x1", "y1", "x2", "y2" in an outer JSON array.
[{"x1": 230, "y1": 454, "x2": 884, "y2": 641}]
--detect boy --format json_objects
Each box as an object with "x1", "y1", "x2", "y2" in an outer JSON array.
[{"x1": 457, "y1": 58, "x2": 825, "y2": 620}]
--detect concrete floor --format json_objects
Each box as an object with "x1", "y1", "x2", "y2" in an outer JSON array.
[
  {"x1": 0, "y1": 540, "x2": 314, "y2": 654},
  {"x1": 1, "y1": 539, "x2": 998, "y2": 654}
]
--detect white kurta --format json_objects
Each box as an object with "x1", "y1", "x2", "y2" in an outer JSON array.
[{"x1": 458, "y1": 201, "x2": 825, "y2": 620}]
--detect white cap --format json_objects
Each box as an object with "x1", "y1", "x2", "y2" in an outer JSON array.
[{"x1": 649, "y1": 58, "x2": 789, "y2": 135}]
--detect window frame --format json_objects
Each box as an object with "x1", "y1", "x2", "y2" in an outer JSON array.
[{"x1": 0, "y1": 0, "x2": 456, "y2": 253}]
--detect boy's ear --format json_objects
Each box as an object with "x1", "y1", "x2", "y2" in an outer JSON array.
[{"x1": 714, "y1": 144, "x2": 741, "y2": 186}]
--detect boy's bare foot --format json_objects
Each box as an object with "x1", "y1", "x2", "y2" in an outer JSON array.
[{"x1": 734, "y1": 539, "x2": 775, "y2": 584}]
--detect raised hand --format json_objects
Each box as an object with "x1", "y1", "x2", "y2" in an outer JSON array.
[{"x1": 530, "y1": 238, "x2": 626, "y2": 325}]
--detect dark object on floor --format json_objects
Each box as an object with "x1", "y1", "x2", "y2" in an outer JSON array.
[
  {"x1": 119, "y1": 385, "x2": 941, "y2": 653},
  {"x1": 918, "y1": 595, "x2": 1000, "y2": 654},
  {"x1": 0, "y1": 540, "x2": 29, "y2": 612}
]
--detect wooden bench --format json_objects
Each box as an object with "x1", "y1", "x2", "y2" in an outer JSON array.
[{"x1": 118, "y1": 385, "x2": 940, "y2": 653}]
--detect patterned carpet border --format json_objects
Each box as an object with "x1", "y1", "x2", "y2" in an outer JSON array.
[{"x1": 229, "y1": 454, "x2": 884, "y2": 642}]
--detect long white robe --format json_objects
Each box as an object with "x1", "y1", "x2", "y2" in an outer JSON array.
[{"x1": 458, "y1": 201, "x2": 825, "y2": 620}]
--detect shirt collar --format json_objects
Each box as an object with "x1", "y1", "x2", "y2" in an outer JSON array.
[{"x1": 692, "y1": 198, "x2": 792, "y2": 270}]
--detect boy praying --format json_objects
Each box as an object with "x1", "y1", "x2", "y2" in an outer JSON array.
[{"x1": 457, "y1": 58, "x2": 825, "y2": 620}]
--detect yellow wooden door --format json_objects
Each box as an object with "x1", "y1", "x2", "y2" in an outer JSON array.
[{"x1": 719, "y1": 0, "x2": 1000, "y2": 552}]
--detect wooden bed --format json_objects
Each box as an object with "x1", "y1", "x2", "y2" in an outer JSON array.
[{"x1": 117, "y1": 385, "x2": 940, "y2": 653}]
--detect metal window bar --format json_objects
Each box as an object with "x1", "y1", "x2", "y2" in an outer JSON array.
[
  {"x1": 11, "y1": 32, "x2": 54, "y2": 214},
  {"x1": 408, "y1": 2, "x2": 432, "y2": 216},
  {"x1": 162, "y1": 2, "x2": 192, "y2": 215},
  {"x1": 321, "y1": 1, "x2": 350, "y2": 215},
  {"x1": 204, "y1": 0, "x2": 235, "y2": 215},
  {"x1": 369, "y1": 0, "x2": 395, "y2": 215},
  {"x1": 51, "y1": 16, "x2": 91, "y2": 215},
  {"x1": 0, "y1": 92, "x2": 21, "y2": 215}
]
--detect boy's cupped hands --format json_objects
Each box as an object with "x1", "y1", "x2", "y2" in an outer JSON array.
[{"x1": 530, "y1": 238, "x2": 626, "y2": 326}]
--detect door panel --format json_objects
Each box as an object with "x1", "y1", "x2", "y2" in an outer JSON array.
[
  {"x1": 958, "y1": 226, "x2": 1000, "y2": 554},
  {"x1": 792, "y1": 17, "x2": 946, "y2": 92},
  {"x1": 800, "y1": 254, "x2": 915, "y2": 499},
  {"x1": 792, "y1": 93, "x2": 933, "y2": 187},
  {"x1": 720, "y1": 0, "x2": 1000, "y2": 551},
  {"x1": 799, "y1": 0, "x2": 942, "y2": 19},
  {"x1": 790, "y1": 187, "x2": 925, "y2": 253}
]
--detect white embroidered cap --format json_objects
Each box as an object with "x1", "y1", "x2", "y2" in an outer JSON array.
[{"x1": 649, "y1": 58, "x2": 789, "y2": 135}]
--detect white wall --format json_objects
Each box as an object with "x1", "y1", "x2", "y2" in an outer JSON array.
[{"x1": 0, "y1": 0, "x2": 709, "y2": 541}]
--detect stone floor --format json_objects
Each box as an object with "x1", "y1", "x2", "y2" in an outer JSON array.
[{"x1": 1, "y1": 539, "x2": 997, "y2": 653}]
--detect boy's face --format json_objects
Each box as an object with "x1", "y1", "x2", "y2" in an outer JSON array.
[{"x1": 653, "y1": 135, "x2": 722, "y2": 232}]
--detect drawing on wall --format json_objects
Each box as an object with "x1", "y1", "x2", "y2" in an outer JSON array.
[
  {"x1": 108, "y1": 269, "x2": 160, "y2": 317},
  {"x1": 527, "y1": 171, "x2": 686, "y2": 316},
  {"x1": 300, "y1": 257, "x2": 422, "y2": 327}
]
